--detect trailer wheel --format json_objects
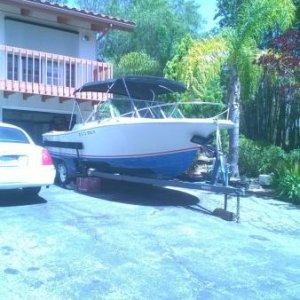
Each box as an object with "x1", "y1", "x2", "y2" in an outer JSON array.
[{"x1": 56, "y1": 161, "x2": 71, "y2": 186}]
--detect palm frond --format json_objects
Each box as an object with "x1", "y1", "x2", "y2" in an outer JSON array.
[{"x1": 184, "y1": 36, "x2": 228, "y2": 101}]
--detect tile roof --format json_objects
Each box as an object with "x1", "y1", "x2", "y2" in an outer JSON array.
[{"x1": 3, "y1": 0, "x2": 136, "y2": 31}]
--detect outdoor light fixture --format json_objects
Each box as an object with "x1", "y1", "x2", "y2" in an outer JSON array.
[{"x1": 82, "y1": 34, "x2": 90, "y2": 41}]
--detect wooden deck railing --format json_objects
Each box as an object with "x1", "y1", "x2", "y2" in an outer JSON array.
[{"x1": 0, "y1": 45, "x2": 112, "y2": 101}]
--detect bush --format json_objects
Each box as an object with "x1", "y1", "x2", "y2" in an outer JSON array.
[
  {"x1": 239, "y1": 137, "x2": 262, "y2": 176},
  {"x1": 273, "y1": 168, "x2": 300, "y2": 204},
  {"x1": 238, "y1": 138, "x2": 299, "y2": 204},
  {"x1": 115, "y1": 52, "x2": 160, "y2": 76},
  {"x1": 273, "y1": 149, "x2": 300, "y2": 204},
  {"x1": 238, "y1": 136, "x2": 287, "y2": 177},
  {"x1": 259, "y1": 145, "x2": 287, "y2": 174}
]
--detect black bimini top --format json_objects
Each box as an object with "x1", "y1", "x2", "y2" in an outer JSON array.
[{"x1": 75, "y1": 76, "x2": 186, "y2": 100}]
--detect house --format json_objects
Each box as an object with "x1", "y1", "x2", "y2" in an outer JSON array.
[{"x1": 0, "y1": 0, "x2": 135, "y2": 143}]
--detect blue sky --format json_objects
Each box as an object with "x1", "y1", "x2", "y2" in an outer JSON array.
[{"x1": 197, "y1": 0, "x2": 218, "y2": 31}]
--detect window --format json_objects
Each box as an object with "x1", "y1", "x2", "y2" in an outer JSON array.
[
  {"x1": 0, "y1": 127, "x2": 29, "y2": 144},
  {"x1": 46, "y1": 60, "x2": 75, "y2": 87},
  {"x1": 47, "y1": 60, "x2": 59, "y2": 85},
  {"x1": 22, "y1": 57, "x2": 40, "y2": 83},
  {"x1": 7, "y1": 53, "x2": 19, "y2": 80},
  {"x1": 65, "y1": 62, "x2": 75, "y2": 87}
]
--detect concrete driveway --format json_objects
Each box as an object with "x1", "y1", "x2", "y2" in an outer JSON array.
[{"x1": 0, "y1": 181, "x2": 300, "y2": 300}]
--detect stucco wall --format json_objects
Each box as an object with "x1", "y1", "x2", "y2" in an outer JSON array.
[
  {"x1": 0, "y1": 9, "x2": 97, "y2": 60},
  {"x1": 78, "y1": 31, "x2": 97, "y2": 60},
  {"x1": 5, "y1": 18, "x2": 79, "y2": 57},
  {"x1": 0, "y1": 12, "x2": 5, "y2": 44}
]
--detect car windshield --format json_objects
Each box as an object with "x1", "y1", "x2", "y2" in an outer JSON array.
[{"x1": 0, "y1": 127, "x2": 30, "y2": 144}]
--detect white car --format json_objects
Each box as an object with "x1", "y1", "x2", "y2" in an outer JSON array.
[{"x1": 0, "y1": 122, "x2": 56, "y2": 196}]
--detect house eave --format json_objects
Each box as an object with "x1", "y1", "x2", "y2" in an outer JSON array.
[{"x1": 0, "y1": 0, "x2": 136, "y2": 32}]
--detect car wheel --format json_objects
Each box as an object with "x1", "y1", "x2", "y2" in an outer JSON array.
[
  {"x1": 56, "y1": 161, "x2": 71, "y2": 186},
  {"x1": 23, "y1": 187, "x2": 41, "y2": 197}
]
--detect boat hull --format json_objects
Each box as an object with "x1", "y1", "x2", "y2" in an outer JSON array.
[{"x1": 43, "y1": 118, "x2": 233, "y2": 178}]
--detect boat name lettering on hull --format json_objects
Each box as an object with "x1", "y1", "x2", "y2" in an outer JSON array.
[{"x1": 78, "y1": 130, "x2": 96, "y2": 137}]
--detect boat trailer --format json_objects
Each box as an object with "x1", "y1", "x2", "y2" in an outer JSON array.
[
  {"x1": 84, "y1": 127, "x2": 245, "y2": 222},
  {"x1": 45, "y1": 126, "x2": 245, "y2": 222},
  {"x1": 86, "y1": 169, "x2": 245, "y2": 223},
  {"x1": 47, "y1": 145, "x2": 245, "y2": 222}
]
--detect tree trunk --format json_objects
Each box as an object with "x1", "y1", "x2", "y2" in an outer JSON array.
[{"x1": 227, "y1": 65, "x2": 240, "y2": 177}]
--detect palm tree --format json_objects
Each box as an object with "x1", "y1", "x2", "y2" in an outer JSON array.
[
  {"x1": 165, "y1": 36, "x2": 228, "y2": 101},
  {"x1": 224, "y1": 0, "x2": 295, "y2": 177}
]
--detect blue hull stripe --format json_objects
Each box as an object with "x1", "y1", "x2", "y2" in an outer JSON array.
[
  {"x1": 51, "y1": 149, "x2": 198, "y2": 178},
  {"x1": 97, "y1": 150, "x2": 197, "y2": 178}
]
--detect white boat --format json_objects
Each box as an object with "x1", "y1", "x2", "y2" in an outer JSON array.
[{"x1": 43, "y1": 76, "x2": 234, "y2": 181}]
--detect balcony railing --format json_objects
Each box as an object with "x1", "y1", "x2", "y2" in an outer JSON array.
[{"x1": 0, "y1": 45, "x2": 112, "y2": 102}]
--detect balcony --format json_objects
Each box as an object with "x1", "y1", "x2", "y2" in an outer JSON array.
[{"x1": 0, "y1": 45, "x2": 112, "y2": 102}]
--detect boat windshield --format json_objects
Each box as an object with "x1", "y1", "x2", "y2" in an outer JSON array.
[
  {"x1": 93, "y1": 98, "x2": 183, "y2": 119},
  {"x1": 93, "y1": 98, "x2": 226, "y2": 120}
]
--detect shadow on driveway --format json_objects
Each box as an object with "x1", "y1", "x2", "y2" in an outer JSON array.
[
  {"x1": 77, "y1": 179, "x2": 201, "y2": 208},
  {"x1": 0, "y1": 190, "x2": 47, "y2": 207}
]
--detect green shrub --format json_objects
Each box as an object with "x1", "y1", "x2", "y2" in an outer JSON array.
[
  {"x1": 116, "y1": 52, "x2": 160, "y2": 76},
  {"x1": 273, "y1": 149, "x2": 300, "y2": 204},
  {"x1": 239, "y1": 138, "x2": 300, "y2": 203},
  {"x1": 273, "y1": 168, "x2": 300, "y2": 204},
  {"x1": 259, "y1": 145, "x2": 287, "y2": 174},
  {"x1": 238, "y1": 137, "x2": 261, "y2": 176},
  {"x1": 238, "y1": 136, "x2": 287, "y2": 177}
]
